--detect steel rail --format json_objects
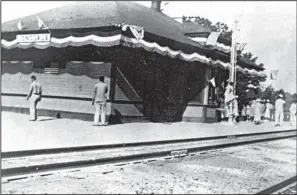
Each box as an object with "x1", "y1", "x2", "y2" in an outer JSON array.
[
  {"x1": 255, "y1": 176, "x2": 297, "y2": 194},
  {"x1": 2, "y1": 131, "x2": 296, "y2": 178},
  {"x1": 2, "y1": 129, "x2": 296, "y2": 158}
]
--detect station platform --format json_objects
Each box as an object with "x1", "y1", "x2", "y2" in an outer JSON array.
[{"x1": 1, "y1": 111, "x2": 296, "y2": 152}]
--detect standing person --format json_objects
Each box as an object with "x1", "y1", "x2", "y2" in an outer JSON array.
[
  {"x1": 260, "y1": 99, "x2": 266, "y2": 122},
  {"x1": 233, "y1": 95, "x2": 239, "y2": 123},
  {"x1": 246, "y1": 103, "x2": 251, "y2": 121},
  {"x1": 254, "y1": 98, "x2": 262, "y2": 125},
  {"x1": 289, "y1": 100, "x2": 296, "y2": 127},
  {"x1": 250, "y1": 99, "x2": 256, "y2": 122},
  {"x1": 241, "y1": 104, "x2": 247, "y2": 121},
  {"x1": 26, "y1": 75, "x2": 42, "y2": 121},
  {"x1": 265, "y1": 99, "x2": 273, "y2": 121},
  {"x1": 224, "y1": 81, "x2": 235, "y2": 124},
  {"x1": 92, "y1": 76, "x2": 108, "y2": 126},
  {"x1": 219, "y1": 97, "x2": 226, "y2": 122},
  {"x1": 274, "y1": 94, "x2": 286, "y2": 126}
]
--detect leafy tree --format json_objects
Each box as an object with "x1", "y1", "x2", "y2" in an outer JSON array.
[
  {"x1": 251, "y1": 57, "x2": 258, "y2": 63},
  {"x1": 259, "y1": 63, "x2": 264, "y2": 67},
  {"x1": 181, "y1": 15, "x2": 268, "y2": 103},
  {"x1": 260, "y1": 85, "x2": 275, "y2": 101}
]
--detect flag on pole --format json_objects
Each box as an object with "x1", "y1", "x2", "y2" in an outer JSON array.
[
  {"x1": 209, "y1": 77, "x2": 216, "y2": 87},
  {"x1": 37, "y1": 16, "x2": 48, "y2": 29},
  {"x1": 270, "y1": 70, "x2": 279, "y2": 80},
  {"x1": 206, "y1": 32, "x2": 221, "y2": 46},
  {"x1": 17, "y1": 19, "x2": 23, "y2": 31}
]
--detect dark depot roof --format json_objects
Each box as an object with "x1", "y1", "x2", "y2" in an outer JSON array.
[{"x1": 2, "y1": 1, "x2": 208, "y2": 50}]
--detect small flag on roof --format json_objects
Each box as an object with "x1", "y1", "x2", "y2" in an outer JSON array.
[
  {"x1": 37, "y1": 16, "x2": 48, "y2": 30},
  {"x1": 17, "y1": 19, "x2": 23, "y2": 31},
  {"x1": 206, "y1": 32, "x2": 221, "y2": 46}
]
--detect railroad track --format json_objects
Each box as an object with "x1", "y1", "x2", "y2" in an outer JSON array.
[
  {"x1": 255, "y1": 176, "x2": 297, "y2": 194},
  {"x1": 2, "y1": 129, "x2": 296, "y2": 180}
]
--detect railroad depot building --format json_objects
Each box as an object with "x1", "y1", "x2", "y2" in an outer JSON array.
[{"x1": 1, "y1": 1, "x2": 266, "y2": 123}]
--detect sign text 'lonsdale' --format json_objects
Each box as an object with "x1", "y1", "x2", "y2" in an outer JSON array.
[{"x1": 16, "y1": 33, "x2": 51, "y2": 43}]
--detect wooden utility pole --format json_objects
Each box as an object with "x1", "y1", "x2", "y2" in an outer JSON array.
[{"x1": 229, "y1": 19, "x2": 238, "y2": 95}]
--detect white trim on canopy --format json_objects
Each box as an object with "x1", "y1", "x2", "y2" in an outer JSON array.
[{"x1": 1, "y1": 34, "x2": 266, "y2": 78}]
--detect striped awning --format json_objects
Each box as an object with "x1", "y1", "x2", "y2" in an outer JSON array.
[{"x1": 1, "y1": 26, "x2": 266, "y2": 78}]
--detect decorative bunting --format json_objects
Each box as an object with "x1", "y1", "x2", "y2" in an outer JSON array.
[
  {"x1": 189, "y1": 37, "x2": 231, "y2": 53},
  {"x1": 44, "y1": 62, "x2": 59, "y2": 74},
  {"x1": 1, "y1": 33, "x2": 266, "y2": 78},
  {"x1": 114, "y1": 23, "x2": 144, "y2": 40},
  {"x1": 129, "y1": 26, "x2": 144, "y2": 40}
]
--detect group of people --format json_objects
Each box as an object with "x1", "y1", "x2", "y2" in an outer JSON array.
[
  {"x1": 240, "y1": 96, "x2": 283, "y2": 126},
  {"x1": 221, "y1": 81, "x2": 296, "y2": 127},
  {"x1": 25, "y1": 76, "x2": 297, "y2": 128},
  {"x1": 26, "y1": 75, "x2": 108, "y2": 126}
]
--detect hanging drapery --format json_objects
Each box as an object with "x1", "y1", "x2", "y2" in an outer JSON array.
[{"x1": 1, "y1": 25, "x2": 266, "y2": 78}]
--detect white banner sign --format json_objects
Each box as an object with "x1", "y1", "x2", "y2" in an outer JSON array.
[{"x1": 16, "y1": 33, "x2": 51, "y2": 43}]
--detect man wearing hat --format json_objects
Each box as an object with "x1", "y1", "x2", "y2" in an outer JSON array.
[
  {"x1": 274, "y1": 94, "x2": 286, "y2": 126},
  {"x1": 26, "y1": 75, "x2": 42, "y2": 121}
]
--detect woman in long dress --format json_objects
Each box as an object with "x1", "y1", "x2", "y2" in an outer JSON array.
[
  {"x1": 250, "y1": 99, "x2": 256, "y2": 122},
  {"x1": 233, "y1": 96, "x2": 239, "y2": 123},
  {"x1": 260, "y1": 100, "x2": 266, "y2": 121},
  {"x1": 241, "y1": 104, "x2": 247, "y2": 121},
  {"x1": 254, "y1": 98, "x2": 262, "y2": 125},
  {"x1": 265, "y1": 100, "x2": 273, "y2": 121}
]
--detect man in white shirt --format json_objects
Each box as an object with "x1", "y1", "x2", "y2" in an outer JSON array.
[
  {"x1": 26, "y1": 75, "x2": 42, "y2": 121},
  {"x1": 274, "y1": 94, "x2": 286, "y2": 126},
  {"x1": 92, "y1": 76, "x2": 108, "y2": 126},
  {"x1": 289, "y1": 100, "x2": 296, "y2": 127}
]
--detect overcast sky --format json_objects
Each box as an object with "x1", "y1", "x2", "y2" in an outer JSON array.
[{"x1": 2, "y1": 1, "x2": 296, "y2": 93}]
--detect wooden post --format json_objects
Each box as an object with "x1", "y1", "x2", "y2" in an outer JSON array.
[
  {"x1": 202, "y1": 67, "x2": 211, "y2": 122},
  {"x1": 109, "y1": 47, "x2": 120, "y2": 101},
  {"x1": 203, "y1": 67, "x2": 211, "y2": 105}
]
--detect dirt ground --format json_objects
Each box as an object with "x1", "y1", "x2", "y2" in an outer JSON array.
[{"x1": 2, "y1": 138, "x2": 296, "y2": 194}]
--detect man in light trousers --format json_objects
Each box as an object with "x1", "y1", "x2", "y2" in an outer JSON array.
[
  {"x1": 274, "y1": 94, "x2": 286, "y2": 126},
  {"x1": 92, "y1": 76, "x2": 108, "y2": 126},
  {"x1": 26, "y1": 75, "x2": 42, "y2": 121},
  {"x1": 289, "y1": 100, "x2": 296, "y2": 127}
]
